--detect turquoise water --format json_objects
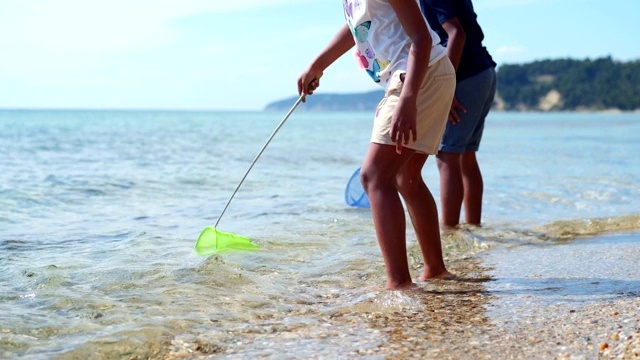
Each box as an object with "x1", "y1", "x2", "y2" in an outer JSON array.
[{"x1": 1, "y1": 109, "x2": 639, "y2": 358}]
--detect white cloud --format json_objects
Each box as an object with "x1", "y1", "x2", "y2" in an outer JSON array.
[
  {"x1": 0, "y1": 0, "x2": 310, "y2": 55},
  {"x1": 0, "y1": 0, "x2": 313, "y2": 81},
  {"x1": 491, "y1": 45, "x2": 531, "y2": 65},
  {"x1": 0, "y1": 0, "x2": 324, "y2": 109},
  {"x1": 475, "y1": 0, "x2": 548, "y2": 9},
  {"x1": 495, "y1": 45, "x2": 528, "y2": 56}
]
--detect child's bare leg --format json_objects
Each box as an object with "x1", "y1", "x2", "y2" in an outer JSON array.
[
  {"x1": 396, "y1": 153, "x2": 452, "y2": 280},
  {"x1": 360, "y1": 143, "x2": 414, "y2": 290},
  {"x1": 461, "y1": 151, "x2": 483, "y2": 226},
  {"x1": 436, "y1": 151, "x2": 464, "y2": 229}
]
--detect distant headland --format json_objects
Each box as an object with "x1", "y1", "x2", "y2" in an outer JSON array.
[{"x1": 264, "y1": 57, "x2": 640, "y2": 112}]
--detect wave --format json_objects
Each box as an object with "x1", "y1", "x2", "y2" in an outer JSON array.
[{"x1": 407, "y1": 213, "x2": 640, "y2": 265}]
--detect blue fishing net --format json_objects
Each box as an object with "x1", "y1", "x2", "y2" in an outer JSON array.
[{"x1": 344, "y1": 167, "x2": 370, "y2": 208}]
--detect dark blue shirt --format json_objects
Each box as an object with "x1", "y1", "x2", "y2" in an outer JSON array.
[{"x1": 420, "y1": 0, "x2": 496, "y2": 82}]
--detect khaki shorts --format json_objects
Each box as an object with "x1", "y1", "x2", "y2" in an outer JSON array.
[{"x1": 371, "y1": 56, "x2": 456, "y2": 154}]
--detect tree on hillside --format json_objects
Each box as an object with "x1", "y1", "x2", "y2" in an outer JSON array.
[{"x1": 496, "y1": 57, "x2": 640, "y2": 111}]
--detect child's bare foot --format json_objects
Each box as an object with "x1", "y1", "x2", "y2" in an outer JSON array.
[
  {"x1": 386, "y1": 279, "x2": 419, "y2": 290},
  {"x1": 417, "y1": 269, "x2": 457, "y2": 281}
]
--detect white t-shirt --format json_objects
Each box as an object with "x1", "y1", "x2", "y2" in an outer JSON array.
[{"x1": 343, "y1": 0, "x2": 446, "y2": 88}]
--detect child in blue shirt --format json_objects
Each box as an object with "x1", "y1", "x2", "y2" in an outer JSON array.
[{"x1": 421, "y1": 0, "x2": 497, "y2": 229}]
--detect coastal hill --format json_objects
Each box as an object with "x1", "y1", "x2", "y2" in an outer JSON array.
[
  {"x1": 264, "y1": 90, "x2": 385, "y2": 112},
  {"x1": 264, "y1": 57, "x2": 640, "y2": 112}
]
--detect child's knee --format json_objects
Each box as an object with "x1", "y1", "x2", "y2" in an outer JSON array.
[
  {"x1": 395, "y1": 171, "x2": 423, "y2": 197},
  {"x1": 359, "y1": 166, "x2": 373, "y2": 192},
  {"x1": 360, "y1": 165, "x2": 394, "y2": 192}
]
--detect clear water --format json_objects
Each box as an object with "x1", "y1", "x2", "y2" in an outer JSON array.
[{"x1": 1, "y1": 109, "x2": 639, "y2": 358}]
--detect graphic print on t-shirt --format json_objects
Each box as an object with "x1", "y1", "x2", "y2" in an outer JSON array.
[{"x1": 344, "y1": 0, "x2": 390, "y2": 83}]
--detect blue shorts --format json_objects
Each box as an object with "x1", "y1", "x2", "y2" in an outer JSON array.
[{"x1": 439, "y1": 67, "x2": 497, "y2": 154}]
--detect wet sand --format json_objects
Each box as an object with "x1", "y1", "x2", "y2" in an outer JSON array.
[
  {"x1": 373, "y1": 231, "x2": 640, "y2": 359},
  {"x1": 160, "y1": 232, "x2": 640, "y2": 359},
  {"x1": 448, "y1": 231, "x2": 640, "y2": 359}
]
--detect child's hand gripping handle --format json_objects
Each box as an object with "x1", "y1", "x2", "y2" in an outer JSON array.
[{"x1": 298, "y1": 75, "x2": 322, "y2": 102}]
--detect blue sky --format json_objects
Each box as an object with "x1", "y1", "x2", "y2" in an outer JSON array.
[{"x1": 1, "y1": 0, "x2": 638, "y2": 111}]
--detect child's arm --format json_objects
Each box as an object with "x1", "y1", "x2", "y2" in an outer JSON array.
[
  {"x1": 389, "y1": 0, "x2": 433, "y2": 154},
  {"x1": 298, "y1": 24, "x2": 354, "y2": 99},
  {"x1": 441, "y1": 15, "x2": 467, "y2": 124},
  {"x1": 441, "y1": 17, "x2": 465, "y2": 71}
]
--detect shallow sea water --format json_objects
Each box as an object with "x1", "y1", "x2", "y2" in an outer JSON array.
[
  {"x1": 483, "y1": 231, "x2": 640, "y2": 315},
  {"x1": 0, "y1": 109, "x2": 639, "y2": 358}
]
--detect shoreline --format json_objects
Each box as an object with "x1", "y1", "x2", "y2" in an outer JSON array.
[
  {"x1": 475, "y1": 231, "x2": 640, "y2": 359},
  {"x1": 164, "y1": 231, "x2": 640, "y2": 359},
  {"x1": 326, "y1": 231, "x2": 640, "y2": 359}
]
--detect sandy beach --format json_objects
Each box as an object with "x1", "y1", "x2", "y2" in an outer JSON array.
[
  {"x1": 163, "y1": 231, "x2": 640, "y2": 359},
  {"x1": 332, "y1": 231, "x2": 640, "y2": 360}
]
